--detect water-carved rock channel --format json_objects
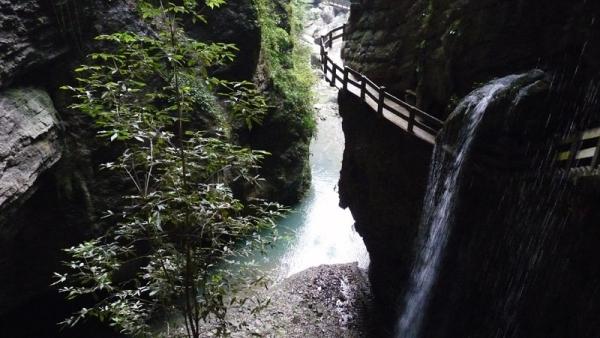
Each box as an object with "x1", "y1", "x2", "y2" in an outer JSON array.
[{"x1": 263, "y1": 39, "x2": 369, "y2": 281}]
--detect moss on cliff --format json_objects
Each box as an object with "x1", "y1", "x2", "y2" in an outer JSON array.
[
  {"x1": 239, "y1": 0, "x2": 315, "y2": 204},
  {"x1": 256, "y1": 0, "x2": 315, "y2": 133}
]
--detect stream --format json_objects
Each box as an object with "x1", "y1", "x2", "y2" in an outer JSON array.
[
  {"x1": 256, "y1": 3, "x2": 369, "y2": 281},
  {"x1": 268, "y1": 77, "x2": 369, "y2": 280}
]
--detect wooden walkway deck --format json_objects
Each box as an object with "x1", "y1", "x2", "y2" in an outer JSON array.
[
  {"x1": 319, "y1": 25, "x2": 444, "y2": 144},
  {"x1": 302, "y1": 0, "x2": 351, "y2": 10},
  {"x1": 319, "y1": 23, "x2": 600, "y2": 174},
  {"x1": 322, "y1": 0, "x2": 351, "y2": 10},
  {"x1": 556, "y1": 127, "x2": 600, "y2": 174}
]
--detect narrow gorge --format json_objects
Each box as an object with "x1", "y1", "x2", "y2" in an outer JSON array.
[{"x1": 2, "y1": 0, "x2": 600, "y2": 337}]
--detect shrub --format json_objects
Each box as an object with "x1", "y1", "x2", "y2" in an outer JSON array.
[{"x1": 53, "y1": 1, "x2": 284, "y2": 337}]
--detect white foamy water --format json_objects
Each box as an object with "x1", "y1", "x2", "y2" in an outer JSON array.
[
  {"x1": 257, "y1": 3, "x2": 368, "y2": 280},
  {"x1": 396, "y1": 78, "x2": 517, "y2": 338}
]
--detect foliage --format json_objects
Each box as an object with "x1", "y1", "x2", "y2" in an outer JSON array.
[
  {"x1": 220, "y1": 81, "x2": 270, "y2": 130},
  {"x1": 254, "y1": 0, "x2": 316, "y2": 134},
  {"x1": 53, "y1": 1, "x2": 283, "y2": 337}
]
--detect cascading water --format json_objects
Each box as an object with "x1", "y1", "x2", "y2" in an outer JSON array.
[
  {"x1": 396, "y1": 76, "x2": 521, "y2": 338},
  {"x1": 247, "y1": 2, "x2": 368, "y2": 280}
]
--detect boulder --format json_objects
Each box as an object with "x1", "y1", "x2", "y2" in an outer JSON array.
[{"x1": 0, "y1": 88, "x2": 61, "y2": 212}]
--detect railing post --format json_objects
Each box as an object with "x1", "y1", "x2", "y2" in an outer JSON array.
[
  {"x1": 342, "y1": 24, "x2": 347, "y2": 40},
  {"x1": 591, "y1": 137, "x2": 600, "y2": 168},
  {"x1": 331, "y1": 65, "x2": 337, "y2": 87},
  {"x1": 323, "y1": 56, "x2": 328, "y2": 78},
  {"x1": 328, "y1": 32, "x2": 333, "y2": 48},
  {"x1": 377, "y1": 86, "x2": 386, "y2": 116},
  {"x1": 320, "y1": 38, "x2": 325, "y2": 61},
  {"x1": 405, "y1": 89, "x2": 417, "y2": 107},
  {"x1": 319, "y1": 36, "x2": 325, "y2": 57},
  {"x1": 567, "y1": 133, "x2": 582, "y2": 169},
  {"x1": 407, "y1": 109, "x2": 416, "y2": 132},
  {"x1": 343, "y1": 66, "x2": 349, "y2": 91},
  {"x1": 360, "y1": 75, "x2": 366, "y2": 100}
]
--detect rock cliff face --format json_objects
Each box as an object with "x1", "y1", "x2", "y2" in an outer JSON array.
[
  {"x1": 0, "y1": 88, "x2": 63, "y2": 316},
  {"x1": 338, "y1": 90, "x2": 431, "y2": 331},
  {"x1": 343, "y1": 0, "x2": 600, "y2": 119},
  {"x1": 236, "y1": 0, "x2": 313, "y2": 205},
  {"x1": 0, "y1": 88, "x2": 61, "y2": 212},
  {"x1": 0, "y1": 0, "x2": 66, "y2": 88},
  {"x1": 186, "y1": 0, "x2": 262, "y2": 81},
  {"x1": 339, "y1": 0, "x2": 600, "y2": 336},
  {"x1": 1, "y1": 0, "x2": 149, "y2": 88},
  {"x1": 417, "y1": 70, "x2": 600, "y2": 338},
  {"x1": 0, "y1": 2, "x2": 146, "y2": 323}
]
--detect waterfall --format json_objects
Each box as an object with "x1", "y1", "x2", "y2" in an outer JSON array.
[{"x1": 396, "y1": 77, "x2": 520, "y2": 338}]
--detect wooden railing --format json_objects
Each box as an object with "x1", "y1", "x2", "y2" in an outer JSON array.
[
  {"x1": 320, "y1": 24, "x2": 600, "y2": 174},
  {"x1": 556, "y1": 127, "x2": 600, "y2": 174},
  {"x1": 319, "y1": 25, "x2": 444, "y2": 144},
  {"x1": 322, "y1": 0, "x2": 351, "y2": 10},
  {"x1": 301, "y1": 0, "x2": 351, "y2": 9}
]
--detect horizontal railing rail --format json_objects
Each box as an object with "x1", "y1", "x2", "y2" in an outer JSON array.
[
  {"x1": 318, "y1": 24, "x2": 444, "y2": 144},
  {"x1": 556, "y1": 126, "x2": 600, "y2": 173},
  {"x1": 322, "y1": 0, "x2": 351, "y2": 10}
]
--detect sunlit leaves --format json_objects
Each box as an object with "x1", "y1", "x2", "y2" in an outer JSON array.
[
  {"x1": 54, "y1": 0, "x2": 285, "y2": 336},
  {"x1": 205, "y1": 0, "x2": 226, "y2": 9},
  {"x1": 220, "y1": 81, "x2": 269, "y2": 130}
]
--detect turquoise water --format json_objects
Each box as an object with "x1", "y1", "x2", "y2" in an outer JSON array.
[
  {"x1": 249, "y1": 2, "x2": 368, "y2": 281},
  {"x1": 260, "y1": 77, "x2": 369, "y2": 280}
]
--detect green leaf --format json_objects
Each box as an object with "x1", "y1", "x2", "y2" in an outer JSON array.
[{"x1": 205, "y1": 0, "x2": 226, "y2": 9}]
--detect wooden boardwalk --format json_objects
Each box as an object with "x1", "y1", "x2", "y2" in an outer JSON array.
[
  {"x1": 318, "y1": 25, "x2": 444, "y2": 144},
  {"x1": 319, "y1": 23, "x2": 600, "y2": 173},
  {"x1": 302, "y1": 0, "x2": 351, "y2": 10},
  {"x1": 556, "y1": 127, "x2": 600, "y2": 174},
  {"x1": 322, "y1": 0, "x2": 351, "y2": 10}
]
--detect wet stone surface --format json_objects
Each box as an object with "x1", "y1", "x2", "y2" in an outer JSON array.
[{"x1": 195, "y1": 263, "x2": 373, "y2": 337}]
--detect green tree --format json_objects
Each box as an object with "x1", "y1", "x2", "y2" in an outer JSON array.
[{"x1": 53, "y1": 1, "x2": 283, "y2": 336}]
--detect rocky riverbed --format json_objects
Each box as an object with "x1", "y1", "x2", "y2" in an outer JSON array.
[{"x1": 184, "y1": 263, "x2": 373, "y2": 337}]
